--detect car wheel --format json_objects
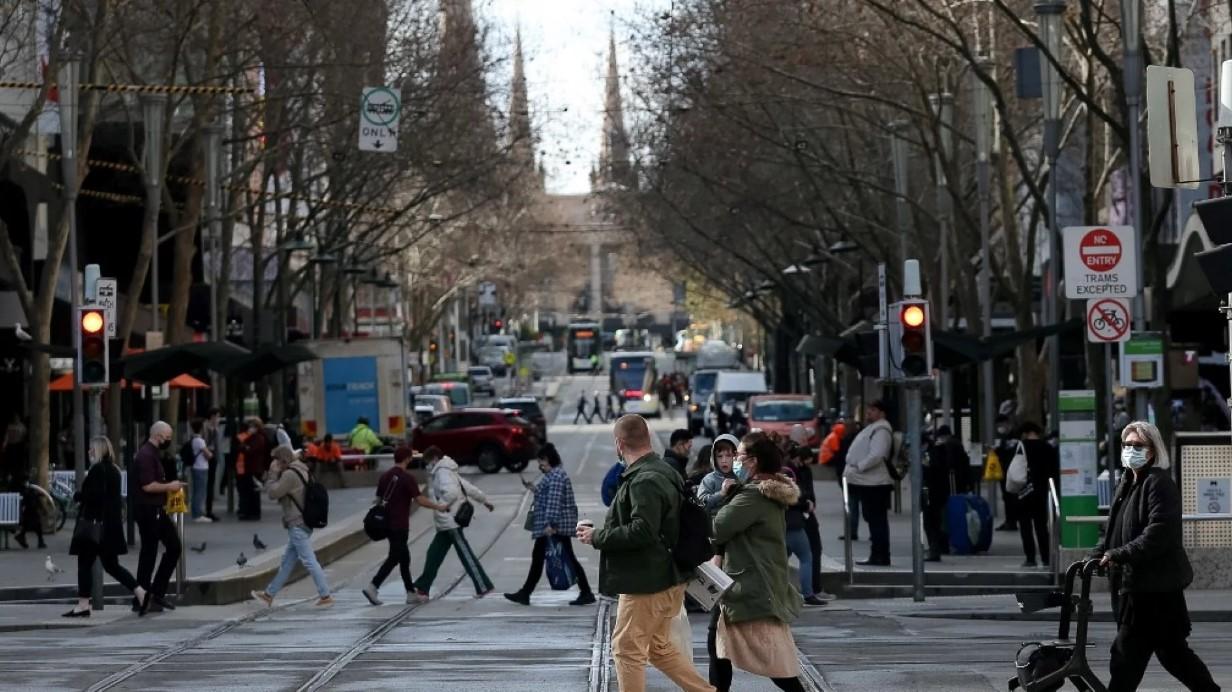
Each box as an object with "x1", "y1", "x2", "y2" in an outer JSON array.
[
  {"x1": 504, "y1": 456, "x2": 529, "y2": 473},
  {"x1": 475, "y1": 444, "x2": 504, "y2": 474}
]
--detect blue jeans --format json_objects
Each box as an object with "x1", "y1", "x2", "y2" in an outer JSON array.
[
  {"x1": 191, "y1": 468, "x2": 208, "y2": 519},
  {"x1": 785, "y1": 527, "x2": 814, "y2": 597},
  {"x1": 266, "y1": 525, "x2": 331, "y2": 598}
]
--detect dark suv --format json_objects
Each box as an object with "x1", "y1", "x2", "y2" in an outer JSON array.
[
  {"x1": 496, "y1": 396, "x2": 548, "y2": 442},
  {"x1": 412, "y1": 408, "x2": 538, "y2": 473}
]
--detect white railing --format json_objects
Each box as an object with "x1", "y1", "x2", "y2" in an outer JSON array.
[{"x1": 0, "y1": 492, "x2": 19, "y2": 527}]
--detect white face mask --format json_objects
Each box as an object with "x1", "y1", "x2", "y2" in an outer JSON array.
[{"x1": 1121, "y1": 446, "x2": 1149, "y2": 469}]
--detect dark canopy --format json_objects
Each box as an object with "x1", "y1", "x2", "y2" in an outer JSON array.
[
  {"x1": 221, "y1": 343, "x2": 319, "y2": 381},
  {"x1": 119, "y1": 341, "x2": 252, "y2": 383}
]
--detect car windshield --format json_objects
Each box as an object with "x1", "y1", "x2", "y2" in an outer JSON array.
[
  {"x1": 752, "y1": 400, "x2": 815, "y2": 422},
  {"x1": 692, "y1": 371, "x2": 718, "y2": 395},
  {"x1": 503, "y1": 401, "x2": 542, "y2": 417},
  {"x1": 468, "y1": 368, "x2": 490, "y2": 377}
]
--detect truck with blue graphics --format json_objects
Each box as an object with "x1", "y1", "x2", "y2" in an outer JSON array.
[{"x1": 295, "y1": 338, "x2": 410, "y2": 443}]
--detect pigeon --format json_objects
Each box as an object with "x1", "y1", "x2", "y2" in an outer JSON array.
[
  {"x1": 236, "y1": 552, "x2": 248, "y2": 568},
  {"x1": 253, "y1": 534, "x2": 267, "y2": 551},
  {"x1": 45, "y1": 555, "x2": 63, "y2": 582},
  {"x1": 190, "y1": 542, "x2": 207, "y2": 554}
]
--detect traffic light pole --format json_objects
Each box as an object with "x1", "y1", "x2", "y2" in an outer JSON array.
[{"x1": 906, "y1": 382, "x2": 925, "y2": 603}]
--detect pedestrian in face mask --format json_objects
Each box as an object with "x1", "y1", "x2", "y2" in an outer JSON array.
[
  {"x1": 1094, "y1": 421, "x2": 1218, "y2": 692},
  {"x1": 132, "y1": 421, "x2": 186, "y2": 614}
]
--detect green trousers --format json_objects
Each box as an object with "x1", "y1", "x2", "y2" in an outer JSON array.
[{"x1": 413, "y1": 528, "x2": 493, "y2": 595}]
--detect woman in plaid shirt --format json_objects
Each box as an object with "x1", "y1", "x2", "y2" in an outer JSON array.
[{"x1": 505, "y1": 443, "x2": 595, "y2": 606}]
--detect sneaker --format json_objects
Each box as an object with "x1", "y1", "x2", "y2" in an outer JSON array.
[
  {"x1": 362, "y1": 584, "x2": 382, "y2": 606},
  {"x1": 503, "y1": 592, "x2": 531, "y2": 606},
  {"x1": 803, "y1": 595, "x2": 829, "y2": 606},
  {"x1": 474, "y1": 587, "x2": 494, "y2": 599},
  {"x1": 570, "y1": 593, "x2": 597, "y2": 606},
  {"x1": 405, "y1": 592, "x2": 420, "y2": 605},
  {"x1": 251, "y1": 590, "x2": 273, "y2": 607},
  {"x1": 814, "y1": 590, "x2": 838, "y2": 601},
  {"x1": 315, "y1": 595, "x2": 335, "y2": 608},
  {"x1": 1020, "y1": 559, "x2": 1038, "y2": 568},
  {"x1": 193, "y1": 516, "x2": 213, "y2": 523},
  {"x1": 413, "y1": 589, "x2": 430, "y2": 603}
]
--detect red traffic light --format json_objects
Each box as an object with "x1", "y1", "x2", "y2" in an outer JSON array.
[
  {"x1": 82, "y1": 310, "x2": 104, "y2": 334},
  {"x1": 493, "y1": 319, "x2": 503, "y2": 329}
]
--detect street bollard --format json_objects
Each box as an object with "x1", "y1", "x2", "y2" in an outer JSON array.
[{"x1": 175, "y1": 512, "x2": 185, "y2": 597}]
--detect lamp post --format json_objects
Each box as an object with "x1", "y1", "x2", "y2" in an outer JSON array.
[
  {"x1": 973, "y1": 56, "x2": 996, "y2": 448},
  {"x1": 889, "y1": 121, "x2": 911, "y2": 282},
  {"x1": 1120, "y1": 0, "x2": 1147, "y2": 420},
  {"x1": 59, "y1": 54, "x2": 86, "y2": 495},
  {"x1": 1035, "y1": 0, "x2": 1065, "y2": 434},
  {"x1": 930, "y1": 91, "x2": 955, "y2": 432},
  {"x1": 307, "y1": 253, "x2": 338, "y2": 340},
  {"x1": 203, "y1": 123, "x2": 223, "y2": 344},
  {"x1": 141, "y1": 95, "x2": 167, "y2": 334}
]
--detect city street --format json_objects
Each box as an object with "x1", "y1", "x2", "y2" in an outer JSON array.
[{"x1": 0, "y1": 374, "x2": 1226, "y2": 691}]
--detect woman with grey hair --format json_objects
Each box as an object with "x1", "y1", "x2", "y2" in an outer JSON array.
[
  {"x1": 1095, "y1": 420, "x2": 1218, "y2": 691},
  {"x1": 64, "y1": 437, "x2": 147, "y2": 617}
]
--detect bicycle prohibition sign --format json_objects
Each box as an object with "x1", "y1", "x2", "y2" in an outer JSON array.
[{"x1": 1086, "y1": 298, "x2": 1131, "y2": 343}]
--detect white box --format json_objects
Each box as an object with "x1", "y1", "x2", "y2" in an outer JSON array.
[{"x1": 684, "y1": 561, "x2": 734, "y2": 611}]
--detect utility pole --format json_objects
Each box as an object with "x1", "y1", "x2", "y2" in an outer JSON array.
[
  {"x1": 1036, "y1": 0, "x2": 1065, "y2": 434},
  {"x1": 974, "y1": 57, "x2": 996, "y2": 448},
  {"x1": 59, "y1": 55, "x2": 86, "y2": 493},
  {"x1": 929, "y1": 92, "x2": 955, "y2": 432},
  {"x1": 1119, "y1": 0, "x2": 1148, "y2": 421}
]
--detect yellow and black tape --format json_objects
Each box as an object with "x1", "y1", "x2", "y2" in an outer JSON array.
[{"x1": 0, "y1": 81, "x2": 253, "y2": 95}]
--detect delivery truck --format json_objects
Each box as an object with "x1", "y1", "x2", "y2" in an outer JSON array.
[{"x1": 296, "y1": 338, "x2": 409, "y2": 442}]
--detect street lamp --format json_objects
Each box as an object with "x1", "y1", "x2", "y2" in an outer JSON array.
[
  {"x1": 59, "y1": 53, "x2": 86, "y2": 494},
  {"x1": 828, "y1": 240, "x2": 859, "y2": 255},
  {"x1": 141, "y1": 94, "x2": 167, "y2": 333},
  {"x1": 1035, "y1": 0, "x2": 1065, "y2": 433},
  {"x1": 1120, "y1": 0, "x2": 1147, "y2": 421},
  {"x1": 973, "y1": 56, "x2": 996, "y2": 448},
  {"x1": 203, "y1": 123, "x2": 223, "y2": 346},
  {"x1": 889, "y1": 121, "x2": 911, "y2": 277}
]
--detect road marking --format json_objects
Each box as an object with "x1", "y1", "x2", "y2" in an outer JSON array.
[
  {"x1": 577, "y1": 430, "x2": 599, "y2": 478},
  {"x1": 587, "y1": 597, "x2": 614, "y2": 692}
]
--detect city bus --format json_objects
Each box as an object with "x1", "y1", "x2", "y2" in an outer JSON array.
[
  {"x1": 566, "y1": 322, "x2": 602, "y2": 373},
  {"x1": 609, "y1": 351, "x2": 661, "y2": 417}
]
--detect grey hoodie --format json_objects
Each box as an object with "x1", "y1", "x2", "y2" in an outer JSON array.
[{"x1": 697, "y1": 433, "x2": 740, "y2": 513}]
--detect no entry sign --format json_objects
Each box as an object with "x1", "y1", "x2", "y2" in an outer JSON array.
[
  {"x1": 1062, "y1": 226, "x2": 1138, "y2": 299},
  {"x1": 1085, "y1": 298, "x2": 1131, "y2": 343}
]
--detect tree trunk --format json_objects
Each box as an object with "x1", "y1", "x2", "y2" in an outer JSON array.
[{"x1": 162, "y1": 157, "x2": 206, "y2": 426}]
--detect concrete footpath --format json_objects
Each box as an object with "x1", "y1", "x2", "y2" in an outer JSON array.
[{"x1": 0, "y1": 484, "x2": 387, "y2": 605}]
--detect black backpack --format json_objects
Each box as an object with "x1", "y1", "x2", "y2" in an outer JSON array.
[
  {"x1": 179, "y1": 440, "x2": 196, "y2": 473},
  {"x1": 666, "y1": 473, "x2": 715, "y2": 572},
  {"x1": 289, "y1": 468, "x2": 330, "y2": 529}
]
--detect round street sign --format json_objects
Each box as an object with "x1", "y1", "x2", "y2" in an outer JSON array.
[
  {"x1": 1086, "y1": 298, "x2": 1131, "y2": 343},
  {"x1": 1079, "y1": 228, "x2": 1122, "y2": 272},
  {"x1": 361, "y1": 86, "x2": 400, "y2": 127}
]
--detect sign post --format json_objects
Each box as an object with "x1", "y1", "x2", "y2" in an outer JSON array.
[
  {"x1": 1120, "y1": 333, "x2": 1165, "y2": 390},
  {"x1": 1059, "y1": 390, "x2": 1100, "y2": 548},
  {"x1": 358, "y1": 86, "x2": 400, "y2": 153}
]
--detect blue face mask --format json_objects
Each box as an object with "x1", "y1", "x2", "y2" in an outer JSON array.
[
  {"x1": 1121, "y1": 446, "x2": 1149, "y2": 469},
  {"x1": 733, "y1": 458, "x2": 750, "y2": 481}
]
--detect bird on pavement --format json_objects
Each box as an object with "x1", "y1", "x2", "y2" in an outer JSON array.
[
  {"x1": 253, "y1": 534, "x2": 267, "y2": 551},
  {"x1": 190, "y1": 542, "x2": 207, "y2": 553},
  {"x1": 45, "y1": 555, "x2": 63, "y2": 581},
  {"x1": 236, "y1": 552, "x2": 247, "y2": 568}
]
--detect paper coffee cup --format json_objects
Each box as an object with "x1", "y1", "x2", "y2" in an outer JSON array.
[{"x1": 577, "y1": 519, "x2": 594, "y2": 531}]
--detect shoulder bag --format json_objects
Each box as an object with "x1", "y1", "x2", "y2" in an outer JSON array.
[
  {"x1": 453, "y1": 472, "x2": 475, "y2": 528},
  {"x1": 364, "y1": 474, "x2": 398, "y2": 541},
  {"x1": 1006, "y1": 442, "x2": 1030, "y2": 494}
]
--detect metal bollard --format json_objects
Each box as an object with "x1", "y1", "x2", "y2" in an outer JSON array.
[{"x1": 176, "y1": 512, "x2": 186, "y2": 597}]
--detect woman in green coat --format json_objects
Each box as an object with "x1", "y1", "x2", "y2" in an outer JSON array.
[{"x1": 708, "y1": 436, "x2": 805, "y2": 692}]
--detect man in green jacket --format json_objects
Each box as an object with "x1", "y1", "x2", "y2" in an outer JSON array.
[
  {"x1": 348, "y1": 417, "x2": 383, "y2": 455},
  {"x1": 578, "y1": 415, "x2": 714, "y2": 692}
]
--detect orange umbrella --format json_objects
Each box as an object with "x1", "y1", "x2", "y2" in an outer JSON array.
[{"x1": 49, "y1": 372, "x2": 211, "y2": 392}]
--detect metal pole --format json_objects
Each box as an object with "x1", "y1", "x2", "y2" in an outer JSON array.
[
  {"x1": 890, "y1": 124, "x2": 910, "y2": 279},
  {"x1": 1045, "y1": 119, "x2": 1061, "y2": 434},
  {"x1": 88, "y1": 392, "x2": 103, "y2": 609},
  {"x1": 175, "y1": 513, "x2": 185, "y2": 597},
  {"x1": 1125, "y1": 47, "x2": 1148, "y2": 421},
  {"x1": 907, "y1": 385, "x2": 925, "y2": 602},
  {"x1": 60, "y1": 57, "x2": 86, "y2": 493},
  {"x1": 974, "y1": 60, "x2": 996, "y2": 449},
  {"x1": 931, "y1": 93, "x2": 954, "y2": 432},
  {"x1": 143, "y1": 95, "x2": 167, "y2": 334}
]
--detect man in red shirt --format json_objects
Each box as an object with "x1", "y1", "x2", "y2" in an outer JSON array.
[{"x1": 362, "y1": 447, "x2": 448, "y2": 605}]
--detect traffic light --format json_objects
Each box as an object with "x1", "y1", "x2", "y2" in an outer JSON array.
[
  {"x1": 492, "y1": 318, "x2": 503, "y2": 332},
  {"x1": 886, "y1": 298, "x2": 932, "y2": 381},
  {"x1": 78, "y1": 307, "x2": 108, "y2": 386}
]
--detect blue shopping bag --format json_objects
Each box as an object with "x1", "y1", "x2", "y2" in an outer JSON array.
[{"x1": 545, "y1": 537, "x2": 576, "y2": 590}]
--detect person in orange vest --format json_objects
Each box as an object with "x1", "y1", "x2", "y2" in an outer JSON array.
[
  {"x1": 307, "y1": 433, "x2": 346, "y2": 489},
  {"x1": 818, "y1": 420, "x2": 846, "y2": 467}
]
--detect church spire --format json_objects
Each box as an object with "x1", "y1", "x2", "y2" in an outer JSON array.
[
  {"x1": 596, "y1": 27, "x2": 634, "y2": 190},
  {"x1": 509, "y1": 26, "x2": 537, "y2": 182}
]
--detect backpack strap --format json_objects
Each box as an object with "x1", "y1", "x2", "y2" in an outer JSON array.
[{"x1": 287, "y1": 467, "x2": 309, "y2": 514}]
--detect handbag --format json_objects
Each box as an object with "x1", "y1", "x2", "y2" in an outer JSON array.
[
  {"x1": 523, "y1": 506, "x2": 535, "y2": 532},
  {"x1": 453, "y1": 473, "x2": 475, "y2": 528},
  {"x1": 72, "y1": 517, "x2": 103, "y2": 547},
  {"x1": 544, "y1": 536, "x2": 576, "y2": 590},
  {"x1": 1006, "y1": 442, "x2": 1029, "y2": 494},
  {"x1": 669, "y1": 604, "x2": 693, "y2": 664},
  {"x1": 364, "y1": 475, "x2": 398, "y2": 541}
]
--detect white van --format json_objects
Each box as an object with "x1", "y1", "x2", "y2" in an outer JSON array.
[{"x1": 704, "y1": 371, "x2": 769, "y2": 435}]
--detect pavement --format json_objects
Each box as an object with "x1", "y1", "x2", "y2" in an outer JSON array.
[{"x1": 0, "y1": 368, "x2": 1229, "y2": 690}]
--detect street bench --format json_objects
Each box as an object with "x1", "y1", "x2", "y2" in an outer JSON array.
[{"x1": 0, "y1": 492, "x2": 20, "y2": 549}]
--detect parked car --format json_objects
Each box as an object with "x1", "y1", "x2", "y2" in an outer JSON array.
[
  {"x1": 468, "y1": 365, "x2": 496, "y2": 395},
  {"x1": 497, "y1": 396, "x2": 548, "y2": 442},
  {"x1": 410, "y1": 393, "x2": 453, "y2": 416},
  {"x1": 412, "y1": 408, "x2": 537, "y2": 473},
  {"x1": 747, "y1": 394, "x2": 820, "y2": 449},
  {"x1": 420, "y1": 381, "x2": 473, "y2": 408}
]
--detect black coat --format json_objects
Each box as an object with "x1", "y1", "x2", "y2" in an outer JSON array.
[
  {"x1": 662, "y1": 449, "x2": 689, "y2": 480},
  {"x1": 1100, "y1": 466, "x2": 1192, "y2": 593},
  {"x1": 71, "y1": 461, "x2": 128, "y2": 556},
  {"x1": 1020, "y1": 439, "x2": 1060, "y2": 499}
]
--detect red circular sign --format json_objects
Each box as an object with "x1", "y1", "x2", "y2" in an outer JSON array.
[
  {"x1": 1079, "y1": 229, "x2": 1122, "y2": 272},
  {"x1": 1086, "y1": 299, "x2": 1130, "y2": 342}
]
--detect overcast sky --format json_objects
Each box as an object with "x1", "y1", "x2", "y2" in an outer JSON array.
[{"x1": 481, "y1": 0, "x2": 669, "y2": 195}]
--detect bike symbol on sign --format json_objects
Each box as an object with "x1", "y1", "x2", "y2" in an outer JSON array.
[{"x1": 1085, "y1": 298, "x2": 1131, "y2": 343}]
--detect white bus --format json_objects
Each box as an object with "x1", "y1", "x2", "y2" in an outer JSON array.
[{"x1": 609, "y1": 351, "x2": 661, "y2": 417}]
